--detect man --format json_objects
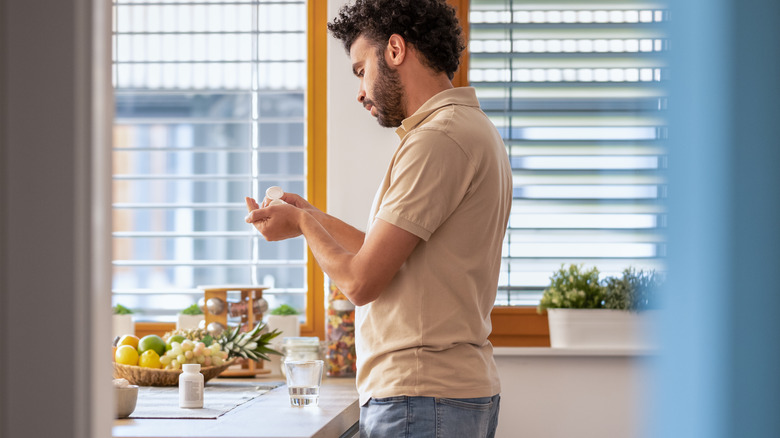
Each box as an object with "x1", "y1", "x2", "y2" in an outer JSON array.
[{"x1": 245, "y1": 0, "x2": 512, "y2": 436}]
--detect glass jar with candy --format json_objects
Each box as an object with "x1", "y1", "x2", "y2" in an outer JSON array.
[{"x1": 325, "y1": 279, "x2": 356, "y2": 377}]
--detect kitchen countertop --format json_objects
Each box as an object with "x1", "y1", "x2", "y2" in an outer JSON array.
[
  {"x1": 113, "y1": 376, "x2": 359, "y2": 438},
  {"x1": 113, "y1": 349, "x2": 649, "y2": 438}
]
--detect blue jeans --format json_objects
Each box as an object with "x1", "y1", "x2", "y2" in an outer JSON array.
[{"x1": 359, "y1": 394, "x2": 500, "y2": 438}]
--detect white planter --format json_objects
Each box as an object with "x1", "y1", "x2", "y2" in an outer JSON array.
[
  {"x1": 265, "y1": 314, "x2": 300, "y2": 338},
  {"x1": 547, "y1": 308, "x2": 657, "y2": 349},
  {"x1": 265, "y1": 315, "x2": 300, "y2": 376},
  {"x1": 177, "y1": 314, "x2": 204, "y2": 330},
  {"x1": 112, "y1": 314, "x2": 134, "y2": 339}
]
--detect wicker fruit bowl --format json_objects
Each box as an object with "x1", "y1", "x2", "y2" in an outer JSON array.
[{"x1": 112, "y1": 360, "x2": 236, "y2": 386}]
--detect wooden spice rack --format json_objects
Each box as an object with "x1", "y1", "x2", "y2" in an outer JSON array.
[{"x1": 200, "y1": 285, "x2": 271, "y2": 377}]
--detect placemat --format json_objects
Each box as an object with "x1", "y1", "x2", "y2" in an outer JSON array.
[{"x1": 130, "y1": 381, "x2": 284, "y2": 419}]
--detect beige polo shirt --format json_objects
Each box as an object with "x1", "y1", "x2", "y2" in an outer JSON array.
[{"x1": 355, "y1": 87, "x2": 512, "y2": 406}]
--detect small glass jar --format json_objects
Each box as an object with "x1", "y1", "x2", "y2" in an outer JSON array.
[{"x1": 280, "y1": 337, "x2": 322, "y2": 377}]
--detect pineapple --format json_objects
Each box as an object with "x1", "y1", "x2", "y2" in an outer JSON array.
[
  {"x1": 218, "y1": 322, "x2": 282, "y2": 362},
  {"x1": 165, "y1": 323, "x2": 282, "y2": 362}
]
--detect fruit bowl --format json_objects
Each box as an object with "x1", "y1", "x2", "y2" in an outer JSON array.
[{"x1": 112, "y1": 359, "x2": 236, "y2": 386}]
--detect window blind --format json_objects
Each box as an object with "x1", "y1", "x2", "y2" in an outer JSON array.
[
  {"x1": 468, "y1": 0, "x2": 668, "y2": 305},
  {"x1": 112, "y1": 0, "x2": 308, "y2": 321}
]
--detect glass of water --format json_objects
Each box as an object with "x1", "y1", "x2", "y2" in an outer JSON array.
[{"x1": 284, "y1": 360, "x2": 324, "y2": 407}]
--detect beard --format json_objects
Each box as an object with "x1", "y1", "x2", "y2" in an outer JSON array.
[{"x1": 366, "y1": 52, "x2": 406, "y2": 128}]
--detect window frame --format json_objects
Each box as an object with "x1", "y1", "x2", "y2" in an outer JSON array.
[
  {"x1": 301, "y1": 0, "x2": 328, "y2": 340},
  {"x1": 138, "y1": 0, "x2": 652, "y2": 346},
  {"x1": 133, "y1": 0, "x2": 328, "y2": 340}
]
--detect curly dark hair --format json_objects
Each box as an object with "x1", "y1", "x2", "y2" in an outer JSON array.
[{"x1": 327, "y1": 0, "x2": 465, "y2": 80}]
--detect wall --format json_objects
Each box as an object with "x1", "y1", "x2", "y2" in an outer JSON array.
[
  {"x1": 493, "y1": 349, "x2": 648, "y2": 438},
  {"x1": 326, "y1": 0, "x2": 397, "y2": 227},
  {"x1": 0, "y1": 0, "x2": 113, "y2": 437}
]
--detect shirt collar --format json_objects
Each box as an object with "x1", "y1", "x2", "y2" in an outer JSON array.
[{"x1": 395, "y1": 87, "x2": 481, "y2": 139}]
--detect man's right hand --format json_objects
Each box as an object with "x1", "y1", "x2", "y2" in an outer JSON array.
[
  {"x1": 247, "y1": 191, "x2": 366, "y2": 255},
  {"x1": 245, "y1": 197, "x2": 306, "y2": 242},
  {"x1": 270, "y1": 192, "x2": 317, "y2": 214}
]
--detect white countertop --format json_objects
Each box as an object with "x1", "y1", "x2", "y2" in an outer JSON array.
[
  {"x1": 112, "y1": 349, "x2": 651, "y2": 438},
  {"x1": 113, "y1": 376, "x2": 358, "y2": 438}
]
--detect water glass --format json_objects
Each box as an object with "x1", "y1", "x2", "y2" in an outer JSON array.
[{"x1": 284, "y1": 360, "x2": 324, "y2": 407}]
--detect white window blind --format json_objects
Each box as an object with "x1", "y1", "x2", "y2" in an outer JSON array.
[
  {"x1": 112, "y1": 0, "x2": 308, "y2": 321},
  {"x1": 468, "y1": 1, "x2": 668, "y2": 305}
]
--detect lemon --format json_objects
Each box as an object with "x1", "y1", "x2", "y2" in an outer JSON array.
[
  {"x1": 138, "y1": 350, "x2": 162, "y2": 369},
  {"x1": 137, "y1": 334, "x2": 166, "y2": 356},
  {"x1": 115, "y1": 345, "x2": 139, "y2": 365},
  {"x1": 117, "y1": 334, "x2": 139, "y2": 349}
]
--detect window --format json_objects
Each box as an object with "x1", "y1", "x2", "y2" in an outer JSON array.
[
  {"x1": 111, "y1": 0, "x2": 325, "y2": 334},
  {"x1": 468, "y1": 0, "x2": 668, "y2": 306}
]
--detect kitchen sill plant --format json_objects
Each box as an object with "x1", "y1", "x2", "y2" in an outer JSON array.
[
  {"x1": 537, "y1": 264, "x2": 663, "y2": 314},
  {"x1": 113, "y1": 304, "x2": 134, "y2": 315},
  {"x1": 537, "y1": 264, "x2": 605, "y2": 314},
  {"x1": 539, "y1": 264, "x2": 664, "y2": 349},
  {"x1": 269, "y1": 304, "x2": 299, "y2": 316},
  {"x1": 603, "y1": 267, "x2": 663, "y2": 312},
  {"x1": 180, "y1": 303, "x2": 203, "y2": 315}
]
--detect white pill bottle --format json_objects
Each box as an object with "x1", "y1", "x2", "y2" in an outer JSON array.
[
  {"x1": 266, "y1": 186, "x2": 287, "y2": 206},
  {"x1": 179, "y1": 363, "x2": 204, "y2": 408}
]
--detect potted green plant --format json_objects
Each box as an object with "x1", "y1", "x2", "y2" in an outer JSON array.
[
  {"x1": 603, "y1": 267, "x2": 663, "y2": 313},
  {"x1": 537, "y1": 264, "x2": 605, "y2": 313},
  {"x1": 113, "y1": 304, "x2": 135, "y2": 339},
  {"x1": 266, "y1": 304, "x2": 300, "y2": 338},
  {"x1": 538, "y1": 264, "x2": 662, "y2": 349},
  {"x1": 176, "y1": 303, "x2": 205, "y2": 330}
]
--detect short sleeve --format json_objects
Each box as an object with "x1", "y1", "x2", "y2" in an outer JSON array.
[{"x1": 375, "y1": 128, "x2": 475, "y2": 241}]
